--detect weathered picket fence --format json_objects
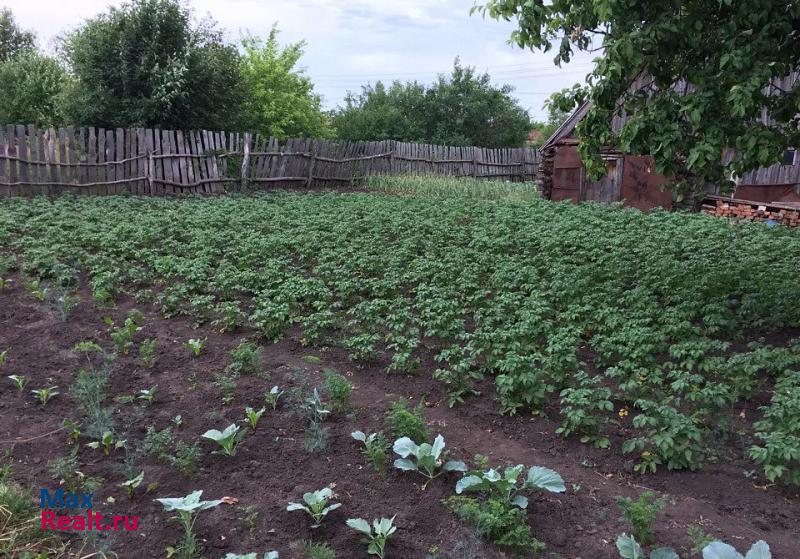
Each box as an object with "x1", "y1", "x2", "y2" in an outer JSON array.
[{"x1": 0, "y1": 125, "x2": 540, "y2": 196}]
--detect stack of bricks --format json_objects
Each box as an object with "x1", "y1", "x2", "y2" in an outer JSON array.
[{"x1": 702, "y1": 199, "x2": 800, "y2": 227}]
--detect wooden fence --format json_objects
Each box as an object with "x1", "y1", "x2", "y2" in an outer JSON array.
[{"x1": 0, "y1": 125, "x2": 540, "y2": 196}]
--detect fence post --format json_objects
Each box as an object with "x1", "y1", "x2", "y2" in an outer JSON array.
[
  {"x1": 147, "y1": 150, "x2": 154, "y2": 193},
  {"x1": 306, "y1": 141, "x2": 316, "y2": 187},
  {"x1": 241, "y1": 133, "x2": 251, "y2": 192},
  {"x1": 472, "y1": 148, "x2": 479, "y2": 179},
  {"x1": 389, "y1": 141, "x2": 395, "y2": 175}
]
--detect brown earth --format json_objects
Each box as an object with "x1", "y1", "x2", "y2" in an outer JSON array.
[{"x1": 1, "y1": 274, "x2": 798, "y2": 559}]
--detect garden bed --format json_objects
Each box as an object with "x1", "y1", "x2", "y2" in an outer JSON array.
[{"x1": 1, "y1": 190, "x2": 799, "y2": 558}]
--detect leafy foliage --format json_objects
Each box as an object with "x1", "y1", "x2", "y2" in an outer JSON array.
[
  {"x1": 444, "y1": 495, "x2": 545, "y2": 556},
  {"x1": 0, "y1": 50, "x2": 66, "y2": 126},
  {"x1": 385, "y1": 399, "x2": 429, "y2": 445},
  {"x1": 393, "y1": 434, "x2": 467, "y2": 487},
  {"x1": 286, "y1": 487, "x2": 341, "y2": 529},
  {"x1": 476, "y1": 0, "x2": 800, "y2": 200},
  {"x1": 333, "y1": 60, "x2": 531, "y2": 148},
  {"x1": 238, "y1": 27, "x2": 332, "y2": 140},
  {"x1": 3, "y1": 191, "x2": 799, "y2": 477},
  {"x1": 60, "y1": 0, "x2": 244, "y2": 130},
  {"x1": 0, "y1": 8, "x2": 35, "y2": 61},
  {"x1": 616, "y1": 492, "x2": 666, "y2": 545},
  {"x1": 346, "y1": 516, "x2": 397, "y2": 559},
  {"x1": 352, "y1": 430, "x2": 390, "y2": 477},
  {"x1": 323, "y1": 369, "x2": 352, "y2": 412},
  {"x1": 749, "y1": 371, "x2": 800, "y2": 485}
]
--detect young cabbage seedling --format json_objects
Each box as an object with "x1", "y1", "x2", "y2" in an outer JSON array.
[
  {"x1": 87, "y1": 431, "x2": 125, "y2": 455},
  {"x1": 32, "y1": 386, "x2": 58, "y2": 405},
  {"x1": 223, "y1": 553, "x2": 279, "y2": 559},
  {"x1": 155, "y1": 490, "x2": 223, "y2": 559},
  {"x1": 701, "y1": 540, "x2": 771, "y2": 559},
  {"x1": 138, "y1": 385, "x2": 158, "y2": 405},
  {"x1": 286, "y1": 487, "x2": 341, "y2": 528},
  {"x1": 346, "y1": 516, "x2": 397, "y2": 559},
  {"x1": 8, "y1": 374, "x2": 27, "y2": 391},
  {"x1": 455, "y1": 464, "x2": 566, "y2": 509},
  {"x1": 616, "y1": 534, "x2": 679, "y2": 559},
  {"x1": 202, "y1": 424, "x2": 246, "y2": 456},
  {"x1": 120, "y1": 471, "x2": 145, "y2": 500},
  {"x1": 244, "y1": 407, "x2": 266, "y2": 430},
  {"x1": 393, "y1": 434, "x2": 467, "y2": 488},
  {"x1": 172, "y1": 415, "x2": 183, "y2": 428},
  {"x1": 265, "y1": 385, "x2": 283, "y2": 410},
  {"x1": 186, "y1": 338, "x2": 207, "y2": 357}
]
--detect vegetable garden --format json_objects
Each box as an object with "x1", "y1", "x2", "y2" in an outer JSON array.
[{"x1": 1, "y1": 181, "x2": 799, "y2": 558}]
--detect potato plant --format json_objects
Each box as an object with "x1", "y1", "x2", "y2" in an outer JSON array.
[{"x1": 2, "y1": 189, "x2": 799, "y2": 480}]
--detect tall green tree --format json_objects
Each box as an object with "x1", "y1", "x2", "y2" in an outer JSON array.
[
  {"x1": 60, "y1": 0, "x2": 244, "y2": 129},
  {"x1": 239, "y1": 28, "x2": 332, "y2": 140},
  {"x1": 333, "y1": 61, "x2": 531, "y2": 148},
  {"x1": 477, "y1": 1, "x2": 800, "y2": 200},
  {"x1": 0, "y1": 8, "x2": 35, "y2": 62},
  {"x1": 0, "y1": 51, "x2": 67, "y2": 126}
]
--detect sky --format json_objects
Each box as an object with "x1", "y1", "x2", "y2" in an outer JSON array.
[{"x1": 2, "y1": 0, "x2": 598, "y2": 121}]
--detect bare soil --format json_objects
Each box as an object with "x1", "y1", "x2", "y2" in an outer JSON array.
[{"x1": 1, "y1": 274, "x2": 798, "y2": 559}]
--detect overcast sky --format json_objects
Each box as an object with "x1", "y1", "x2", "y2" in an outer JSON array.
[{"x1": 3, "y1": 0, "x2": 598, "y2": 121}]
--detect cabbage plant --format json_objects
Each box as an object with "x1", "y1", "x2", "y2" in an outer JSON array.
[
  {"x1": 202, "y1": 424, "x2": 246, "y2": 456},
  {"x1": 393, "y1": 434, "x2": 467, "y2": 488},
  {"x1": 155, "y1": 490, "x2": 223, "y2": 559},
  {"x1": 286, "y1": 487, "x2": 341, "y2": 528},
  {"x1": 703, "y1": 540, "x2": 771, "y2": 559},
  {"x1": 346, "y1": 516, "x2": 397, "y2": 559},
  {"x1": 616, "y1": 534, "x2": 678, "y2": 559},
  {"x1": 455, "y1": 464, "x2": 566, "y2": 508}
]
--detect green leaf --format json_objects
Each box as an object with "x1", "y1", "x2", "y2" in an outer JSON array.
[
  {"x1": 650, "y1": 548, "x2": 679, "y2": 559},
  {"x1": 393, "y1": 458, "x2": 417, "y2": 471},
  {"x1": 442, "y1": 460, "x2": 468, "y2": 472},
  {"x1": 617, "y1": 534, "x2": 643, "y2": 559},
  {"x1": 744, "y1": 541, "x2": 771, "y2": 559},
  {"x1": 346, "y1": 517, "x2": 372, "y2": 536},
  {"x1": 510, "y1": 494, "x2": 529, "y2": 509},
  {"x1": 392, "y1": 437, "x2": 418, "y2": 458},
  {"x1": 525, "y1": 466, "x2": 566, "y2": 492},
  {"x1": 703, "y1": 542, "x2": 745, "y2": 559},
  {"x1": 455, "y1": 475, "x2": 483, "y2": 494}
]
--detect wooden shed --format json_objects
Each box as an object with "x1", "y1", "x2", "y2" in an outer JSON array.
[{"x1": 539, "y1": 73, "x2": 800, "y2": 211}]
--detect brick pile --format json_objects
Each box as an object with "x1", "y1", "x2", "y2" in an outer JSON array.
[{"x1": 702, "y1": 199, "x2": 800, "y2": 227}]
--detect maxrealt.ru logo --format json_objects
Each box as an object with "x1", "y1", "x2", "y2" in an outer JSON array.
[{"x1": 40, "y1": 488, "x2": 139, "y2": 531}]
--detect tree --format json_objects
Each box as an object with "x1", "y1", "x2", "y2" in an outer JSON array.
[
  {"x1": 238, "y1": 28, "x2": 332, "y2": 140},
  {"x1": 0, "y1": 51, "x2": 67, "y2": 126},
  {"x1": 333, "y1": 60, "x2": 531, "y2": 148},
  {"x1": 0, "y1": 8, "x2": 35, "y2": 62},
  {"x1": 477, "y1": 1, "x2": 800, "y2": 201},
  {"x1": 60, "y1": 0, "x2": 244, "y2": 130}
]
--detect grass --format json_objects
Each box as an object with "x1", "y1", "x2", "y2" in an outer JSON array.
[{"x1": 360, "y1": 174, "x2": 539, "y2": 201}]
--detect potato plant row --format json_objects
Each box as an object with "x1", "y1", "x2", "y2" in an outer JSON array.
[{"x1": 0, "y1": 192, "x2": 799, "y2": 484}]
